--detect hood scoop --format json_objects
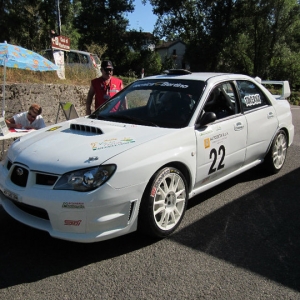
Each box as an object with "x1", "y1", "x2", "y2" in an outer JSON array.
[{"x1": 70, "y1": 123, "x2": 103, "y2": 134}]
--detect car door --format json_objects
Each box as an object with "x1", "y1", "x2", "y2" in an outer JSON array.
[
  {"x1": 235, "y1": 80, "x2": 278, "y2": 165},
  {"x1": 194, "y1": 82, "x2": 247, "y2": 188}
]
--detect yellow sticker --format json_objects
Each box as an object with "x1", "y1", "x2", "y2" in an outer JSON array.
[
  {"x1": 204, "y1": 138, "x2": 210, "y2": 149},
  {"x1": 47, "y1": 126, "x2": 62, "y2": 131}
]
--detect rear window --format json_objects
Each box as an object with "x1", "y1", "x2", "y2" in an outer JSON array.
[{"x1": 236, "y1": 80, "x2": 269, "y2": 112}]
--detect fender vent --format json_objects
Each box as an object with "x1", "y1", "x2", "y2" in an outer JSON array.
[
  {"x1": 128, "y1": 200, "x2": 137, "y2": 223},
  {"x1": 70, "y1": 124, "x2": 103, "y2": 134}
]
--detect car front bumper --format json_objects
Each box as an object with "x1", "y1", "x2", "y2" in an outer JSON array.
[{"x1": 0, "y1": 163, "x2": 144, "y2": 243}]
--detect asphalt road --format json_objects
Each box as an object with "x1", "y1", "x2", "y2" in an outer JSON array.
[{"x1": 0, "y1": 106, "x2": 300, "y2": 299}]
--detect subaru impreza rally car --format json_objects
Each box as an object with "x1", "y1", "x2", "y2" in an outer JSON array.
[{"x1": 0, "y1": 70, "x2": 294, "y2": 243}]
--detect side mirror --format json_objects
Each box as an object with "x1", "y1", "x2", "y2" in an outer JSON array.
[{"x1": 195, "y1": 112, "x2": 216, "y2": 129}]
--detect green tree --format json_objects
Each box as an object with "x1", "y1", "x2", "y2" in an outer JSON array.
[
  {"x1": 222, "y1": 0, "x2": 300, "y2": 78},
  {"x1": 148, "y1": 0, "x2": 300, "y2": 77},
  {"x1": 1, "y1": 0, "x2": 74, "y2": 52},
  {"x1": 149, "y1": 0, "x2": 235, "y2": 71},
  {"x1": 75, "y1": 0, "x2": 134, "y2": 74}
]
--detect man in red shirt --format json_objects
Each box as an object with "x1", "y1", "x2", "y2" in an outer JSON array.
[{"x1": 86, "y1": 60, "x2": 124, "y2": 115}]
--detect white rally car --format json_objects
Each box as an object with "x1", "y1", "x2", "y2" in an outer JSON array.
[{"x1": 0, "y1": 70, "x2": 294, "y2": 243}]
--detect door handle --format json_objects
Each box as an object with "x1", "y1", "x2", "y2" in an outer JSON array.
[
  {"x1": 234, "y1": 122, "x2": 244, "y2": 131},
  {"x1": 267, "y1": 111, "x2": 274, "y2": 119}
]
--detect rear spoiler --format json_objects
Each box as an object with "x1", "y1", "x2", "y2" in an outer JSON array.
[{"x1": 254, "y1": 77, "x2": 291, "y2": 100}]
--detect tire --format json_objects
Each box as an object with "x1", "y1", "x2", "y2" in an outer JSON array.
[
  {"x1": 265, "y1": 130, "x2": 287, "y2": 174},
  {"x1": 138, "y1": 167, "x2": 188, "y2": 238}
]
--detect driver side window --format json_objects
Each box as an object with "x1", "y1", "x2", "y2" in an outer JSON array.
[{"x1": 204, "y1": 82, "x2": 238, "y2": 119}]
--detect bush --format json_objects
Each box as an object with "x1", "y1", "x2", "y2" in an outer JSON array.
[{"x1": 290, "y1": 90, "x2": 300, "y2": 106}]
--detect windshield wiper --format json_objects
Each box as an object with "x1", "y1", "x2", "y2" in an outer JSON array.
[{"x1": 107, "y1": 114, "x2": 159, "y2": 127}]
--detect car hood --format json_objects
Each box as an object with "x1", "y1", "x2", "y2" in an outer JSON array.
[{"x1": 8, "y1": 118, "x2": 174, "y2": 174}]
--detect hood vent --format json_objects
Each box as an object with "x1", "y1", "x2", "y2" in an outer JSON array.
[{"x1": 70, "y1": 123, "x2": 103, "y2": 134}]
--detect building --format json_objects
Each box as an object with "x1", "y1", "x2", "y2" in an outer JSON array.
[{"x1": 155, "y1": 40, "x2": 187, "y2": 69}]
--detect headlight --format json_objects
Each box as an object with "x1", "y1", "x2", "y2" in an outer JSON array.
[{"x1": 54, "y1": 164, "x2": 116, "y2": 191}]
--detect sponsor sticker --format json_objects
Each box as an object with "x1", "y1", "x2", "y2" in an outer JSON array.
[
  {"x1": 199, "y1": 130, "x2": 213, "y2": 136},
  {"x1": 210, "y1": 132, "x2": 228, "y2": 141},
  {"x1": 64, "y1": 220, "x2": 82, "y2": 226},
  {"x1": 47, "y1": 126, "x2": 62, "y2": 131},
  {"x1": 62, "y1": 202, "x2": 85, "y2": 209},
  {"x1": 210, "y1": 132, "x2": 228, "y2": 144},
  {"x1": 204, "y1": 138, "x2": 210, "y2": 149},
  {"x1": 244, "y1": 94, "x2": 262, "y2": 106},
  {"x1": 91, "y1": 137, "x2": 135, "y2": 150},
  {"x1": 150, "y1": 168, "x2": 172, "y2": 197},
  {"x1": 150, "y1": 186, "x2": 157, "y2": 197},
  {"x1": 133, "y1": 82, "x2": 189, "y2": 89}
]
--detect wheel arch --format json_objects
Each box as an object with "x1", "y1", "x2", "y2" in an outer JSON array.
[
  {"x1": 138, "y1": 162, "x2": 191, "y2": 237},
  {"x1": 141, "y1": 161, "x2": 192, "y2": 199},
  {"x1": 265, "y1": 127, "x2": 289, "y2": 158},
  {"x1": 280, "y1": 127, "x2": 290, "y2": 146}
]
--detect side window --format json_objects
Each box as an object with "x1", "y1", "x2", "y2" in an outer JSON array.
[
  {"x1": 204, "y1": 82, "x2": 238, "y2": 119},
  {"x1": 236, "y1": 80, "x2": 269, "y2": 112},
  {"x1": 68, "y1": 52, "x2": 80, "y2": 63},
  {"x1": 79, "y1": 53, "x2": 89, "y2": 64}
]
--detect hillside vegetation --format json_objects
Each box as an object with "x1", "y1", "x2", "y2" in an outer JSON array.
[{"x1": 1, "y1": 66, "x2": 136, "y2": 87}]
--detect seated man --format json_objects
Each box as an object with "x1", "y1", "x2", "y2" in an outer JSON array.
[{"x1": 5, "y1": 103, "x2": 46, "y2": 130}]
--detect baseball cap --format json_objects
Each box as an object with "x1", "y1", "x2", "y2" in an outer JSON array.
[{"x1": 101, "y1": 60, "x2": 114, "y2": 69}]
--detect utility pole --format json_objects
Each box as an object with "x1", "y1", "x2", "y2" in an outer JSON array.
[{"x1": 56, "y1": 0, "x2": 61, "y2": 36}]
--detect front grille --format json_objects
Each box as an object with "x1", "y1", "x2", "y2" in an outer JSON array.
[
  {"x1": 11, "y1": 166, "x2": 29, "y2": 187},
  {"x1": 36, "y1": 173, "x2": 58, "y2": 186},
  {"x1": 13, "y1": 201, "x2": 49, "y2": 220},
  {"x1": 70, "y1": 123, "x2": 102, "y2": 134}
]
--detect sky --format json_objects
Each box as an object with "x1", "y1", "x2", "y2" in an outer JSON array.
[{"x1": 127, "y1": 0, "x2": 157, "y2": 33}]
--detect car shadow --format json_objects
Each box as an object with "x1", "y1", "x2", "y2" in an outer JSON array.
[
  {"x1": 0, "y1": 210, "x2": 159, "y2": 289},
  {"x1": 173, "y1": 149, "x2": 300, "y2": 291}
]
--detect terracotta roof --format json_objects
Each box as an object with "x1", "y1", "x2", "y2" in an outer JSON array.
[{"x1": 155, "y1": 40, "x2": 186, "y2": 49}]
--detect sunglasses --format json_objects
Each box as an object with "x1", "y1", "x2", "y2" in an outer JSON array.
[
  {"x1": 104, "y1": 68, "x2": 113, "y2": 72},
  {"x1": 28, "y1": 111, "x2": 37, "y2": 119}
]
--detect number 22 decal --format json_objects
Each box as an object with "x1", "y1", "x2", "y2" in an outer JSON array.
[{"x1": 208, "y1": 145, "x2": 225, "y2": 175}]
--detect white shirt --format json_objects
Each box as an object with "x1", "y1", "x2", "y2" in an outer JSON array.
[{"x1": 13, "y1": 112, "x2": 46, "y2": 129}]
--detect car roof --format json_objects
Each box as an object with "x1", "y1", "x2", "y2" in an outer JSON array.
[
  {"x1": 44, "y1": 49, "x2": 98, "y2": 56},
  {"x1": 142, "y1": 70, "x2": 253, "y2": 83}
]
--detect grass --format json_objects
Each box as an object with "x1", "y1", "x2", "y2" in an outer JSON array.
[{"x1": 1, "y1": 66, "x2": 136, "y2": 87}]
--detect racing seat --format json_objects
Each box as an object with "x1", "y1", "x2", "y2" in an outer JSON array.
[
  {"x1": 219, "y1": 87, "x2": 235, "y2": 114},
  {"x1": 205, "y1": 87, "x2": 234, "y2": 119},
  {"x1": 159, "y1": 92, "x2": 190, "y2": 125}
]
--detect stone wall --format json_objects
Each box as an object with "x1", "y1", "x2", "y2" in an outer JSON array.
[{"x1": 0, "y1": 83, "x2": 89, "y2": 159}]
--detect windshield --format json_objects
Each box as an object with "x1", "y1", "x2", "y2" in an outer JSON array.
[{"x1": 89, "y1": 79, "x2": 205, "y2": 128}]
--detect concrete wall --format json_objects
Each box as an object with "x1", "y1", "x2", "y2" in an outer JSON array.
[{"x1": 0, "y1": 83, "x2": 89, "y2": 159}]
